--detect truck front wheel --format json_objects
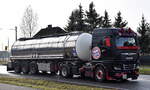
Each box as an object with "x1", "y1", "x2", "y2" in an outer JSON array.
[
  {"x1": 95, "y1": 67, "x2": 106, "y2": 82},
  {"x1": 61, "y1": 66, "x2": 72, "y2": 78}
]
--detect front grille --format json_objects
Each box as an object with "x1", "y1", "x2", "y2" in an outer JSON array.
[{"x1": 123, "y1": 64, "x2": 135, "y2": 70}]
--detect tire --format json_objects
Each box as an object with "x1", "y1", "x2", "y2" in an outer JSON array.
[
  {"x1": 14, "y1": 62, "x2": 21, "y2": 73},
  {"x1": 29, "y1": 62, "x2": 38, "y2": 74},
  {"x1": 61, "y1": 66, "x2": 72, "y2": 78},
  {"x1": 95, "y1": 67, "x2": 106, "y2": 82},
  {"x1": 21, "y1": 62, "x2": 29, "y2": 74}
]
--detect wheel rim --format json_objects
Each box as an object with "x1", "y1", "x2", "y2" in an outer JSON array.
[
  {"x1": 62, "y1": 67, "x2": 67, "y2": 77},
  {"x1": 96, "y1": 69, "x2": 103, "y2": 80}
]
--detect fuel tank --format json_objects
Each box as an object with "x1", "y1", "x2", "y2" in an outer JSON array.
[{"x1": 11, "y1": 33, "x2": 92, "y2": 61}]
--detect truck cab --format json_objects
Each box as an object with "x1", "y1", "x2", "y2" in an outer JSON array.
[{"x1": 89, "y1": 28, "x2": 140, "y2": 81}]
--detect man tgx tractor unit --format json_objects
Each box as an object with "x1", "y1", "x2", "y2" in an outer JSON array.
[{"x1": 7, "y1": 28, "x2": 140, "y2": 81}]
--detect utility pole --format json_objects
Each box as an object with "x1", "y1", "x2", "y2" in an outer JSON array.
[
  {"x1": 9, "y1": 26, "x2": 18, "y2": 41},
  {"x1": 15, "y1": 26, "x2": 17, "y2": 41},
  {"x1": 7, "y1": 38, "x2": 9, "y2": 51}
]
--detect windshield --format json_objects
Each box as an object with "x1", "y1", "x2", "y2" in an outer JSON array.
[{"x1": 116, "y1": 37, "x2": 136, "y2": 47}]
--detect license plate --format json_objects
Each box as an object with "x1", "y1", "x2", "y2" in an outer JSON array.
[
  {"x1": 126, "y1": 57, "x2": 133, "y2": 60},
  {"x1": 123, "y1": 74, "x2": 127, "y2": 79}
]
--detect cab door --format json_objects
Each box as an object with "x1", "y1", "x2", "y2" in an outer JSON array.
[{"x1": 92, "y1": 36, "x2": 113, "y2": 60}]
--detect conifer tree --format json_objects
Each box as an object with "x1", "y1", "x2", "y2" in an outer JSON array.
[
  {"x1": 64, "y1": 11, "x2": 76, "y2": 32},
  {"x1": 137, "y1": 15, "x2": 150, "y2": 53},
  {"x1": 76, "y1": 4, "x2": 86, "y2": 32},
  {"x1": 85, "y1": 2, "x2": 102, "y2": 32},
  {"x1": 65, "y1": 4, "x2": 86, "y2": 32},
  {"x1": 113, "y1": 11, "x2": 128, "y2": 28},
  {"x1": 102, "y1": 10, "x2": 112, "y2": 28}
]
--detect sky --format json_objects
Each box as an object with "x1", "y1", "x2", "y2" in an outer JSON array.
[{"x1": 0, "y1": 0, "x2": 150, "y2": 51}]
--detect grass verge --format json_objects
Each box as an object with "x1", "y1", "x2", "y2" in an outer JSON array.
[
  {"x1": 0, "y1": 76, "x2": 116, "y2": 90},
  {"x1": 140, "y1": 66, "x2": 150, "y2": 75}
]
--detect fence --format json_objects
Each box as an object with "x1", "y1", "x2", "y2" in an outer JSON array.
[{"x1": 0, "y1": 51, "x2": 10, "y2": 64}]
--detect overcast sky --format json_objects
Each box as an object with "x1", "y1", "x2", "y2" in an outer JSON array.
[{"x1": 0, "y1": 0, "x2": 150, "y2": 51}]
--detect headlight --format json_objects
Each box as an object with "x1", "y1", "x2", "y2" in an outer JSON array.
[{"x1": 114, "y1": 66, "x2": 121, "y2": 70}]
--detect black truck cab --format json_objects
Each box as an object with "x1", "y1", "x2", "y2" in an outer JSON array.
[{"x1": 90, "y1": 28, "x2": 140, "y2": 81}]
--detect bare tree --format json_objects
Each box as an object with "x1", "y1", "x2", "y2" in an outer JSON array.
[{"x1": 20, "y1": 5, "x2": 38, "y2": 38}]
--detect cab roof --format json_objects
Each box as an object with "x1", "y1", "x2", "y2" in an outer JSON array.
[{"x1": 93, "y1": 28, "x2": 137, "y2": 37}]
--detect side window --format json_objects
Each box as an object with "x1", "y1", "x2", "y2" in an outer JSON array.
[
  {"x1": 92, "y1": 36, "x2": 105, "y2": 47},
  {"x1": 92, "y1": 35, "x2": 111, "y2": 47},
  {"x1": 99, "y1": 36, "x2": 111, "y2": 47}
]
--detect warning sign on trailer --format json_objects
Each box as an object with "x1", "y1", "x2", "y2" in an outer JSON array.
[{"x1": 92, "y1": 47, "x2": 101, "y2": 59}]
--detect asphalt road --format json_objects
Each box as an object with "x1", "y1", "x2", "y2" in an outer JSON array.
[
  {"x1": 0, "y1": 65, "x2": 150, "y2": 90},
  {"x1": 0, "y1": 83, "x2": 37, "y2": 90}
]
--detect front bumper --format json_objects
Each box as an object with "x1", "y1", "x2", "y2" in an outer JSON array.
[{"x1": 106, "y1": 69, "x2": 139, "y2": 80}]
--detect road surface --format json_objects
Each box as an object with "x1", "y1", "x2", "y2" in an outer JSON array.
[
  {"x1": 0, "y1": 83, "x2": 37, "y2": 90},
  {"x1": 0, "y1": 65, "x2": 150, "y2": 90}
]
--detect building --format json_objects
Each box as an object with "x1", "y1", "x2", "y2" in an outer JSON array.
[{"x1": 33, "y1": 25, "x2": 66, "y2": 38}]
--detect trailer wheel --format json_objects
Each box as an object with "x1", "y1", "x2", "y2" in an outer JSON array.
[
  {"x1": 61, "y1": 66, "x2": 72, "y2": 78},
  {"x1": 29, "y1": 62, "x2": 38, "y2": 74},
  {"x1": 95, "y1": 67, "x2": 106, "y2": 82},
  {"x1": 21, "y1": 62, "x2": 29, "y2": 74},
  {"x1": 14, "y1": 62, "x2": 21, "y2": 73}
]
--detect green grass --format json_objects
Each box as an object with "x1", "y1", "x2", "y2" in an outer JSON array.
[
  {"x1": 0, "y1": 76, "x2": 116, "y2": 90},
  {"x1": 140, "y1": 66, "x2": 150, "y2": 75}
]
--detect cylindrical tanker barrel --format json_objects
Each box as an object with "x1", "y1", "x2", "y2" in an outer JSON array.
[
  {"x1": 76, "y1": 33, "x2": 92, "y2": 61},
  {"x1": 11, "y1": 33, "x2": 92, "y2": 61}
]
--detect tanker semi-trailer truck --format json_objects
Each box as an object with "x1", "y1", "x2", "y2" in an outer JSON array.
[{"x1": 7, "y1": 28, "x2": 140, "y2": 82}]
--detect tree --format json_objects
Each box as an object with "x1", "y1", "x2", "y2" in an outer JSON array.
[
  {"x1": 65, "y1": 4, "x2": 86, "y2": 32},
  {"x1": 20, "y1": 5, "x2": 38, "y2": 38},
  {"x1": 76, "y1": 4, "x2": 86, "y2": 32},
  {"x1": 85, "y1": 2, "x2": 102, "y2": 32},
  {"x1": 64, "y1": 11, "x2": 77, "y2": 32},
  {"x1": 113, "y1": 11, "x2": 128, "y2": 28},
  {"x1": 102, "y1": 10, "x2": 112, "y2": 28},
  {"x1": 137, "y1": 15, "x2": 150, "y2": 53}
]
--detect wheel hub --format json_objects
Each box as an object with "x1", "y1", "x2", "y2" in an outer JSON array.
[
  {"x1": 96, "y1": 70, "x2": 103, "y2": 80},
  {"x1": 62, "y1": 68, "x2": 67, "y2": 76}
]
